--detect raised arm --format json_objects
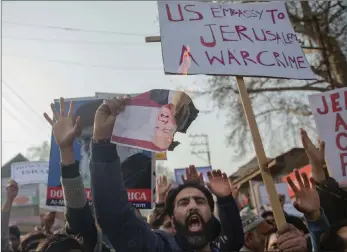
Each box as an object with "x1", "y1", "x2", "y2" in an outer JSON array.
[
  {"x1": 90, "y1": 97, "x2": 166, "y2": 251},
  {"x1": 207, "y1": 170, "x2": 244, "y2": 252},
  {"x1": 61, "y1": 161, "x2": 98, "y2": 251},
  {"x1": 286, "y1": 169, "x2": 329, "y2": 252},
  {"x1": 300, "y1": 129, "x2": 326, "y2": 182},
  {"x1": 44, "y1": 98, "x2": 99, "y2": 252},
  {"x1": 1, "y1": 180, "x2": 18, "y2": 252}
]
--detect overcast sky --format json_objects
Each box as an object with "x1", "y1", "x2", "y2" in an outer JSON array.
[{"x1": 2, "y1": 1, "x2": 257, "y2": 175}]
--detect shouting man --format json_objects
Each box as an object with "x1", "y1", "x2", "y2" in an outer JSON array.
[{"x1": 89, "y1": 96, "x2": 244, "y2": 252}]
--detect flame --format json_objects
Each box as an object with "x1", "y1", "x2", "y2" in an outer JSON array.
[{"x1": 178, "y1": 45, "x2": 191, "y2": 75}]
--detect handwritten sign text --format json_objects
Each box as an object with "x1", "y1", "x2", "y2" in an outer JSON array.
[{"x1": 158, "y1": 1, "x2": 315, "y2": 79}]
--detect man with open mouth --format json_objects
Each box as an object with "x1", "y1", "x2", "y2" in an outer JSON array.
[
  {"x1": 89, "y1": 97, "x2": 245, "y2": 252},
  {"x1": 162, "y1": 180, "x2": 244, "y2": 251}
]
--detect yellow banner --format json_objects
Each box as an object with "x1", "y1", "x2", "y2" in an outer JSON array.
[{"x1": 155, "y1": 152, "x2": 167, "y2": 160}]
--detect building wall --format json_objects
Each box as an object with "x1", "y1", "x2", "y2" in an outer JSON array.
[
  {"x1": 10, "y1": 205, "x2": 40, "y2": 218},
  {"x1": 277, "y1": 149, "x2": 309, "y2": 178},
  {"x1": 233, "y1": 149, "x2": 310, "y2": 209}
]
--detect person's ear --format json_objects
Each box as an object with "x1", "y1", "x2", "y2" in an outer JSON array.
[
  {"x1": 245, "y1": 232, "x2": 253, "y2": 242},
  {"x1": 245, "y1": 232, "x2": 255, "y2": 245},
  {"x1": 245, "y1": 232, "x2": 258, "y2": 249}
]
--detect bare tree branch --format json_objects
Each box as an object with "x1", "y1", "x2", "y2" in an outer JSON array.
[{"x1": 206, "y1": 0, "x2": 347, "y2": 158}]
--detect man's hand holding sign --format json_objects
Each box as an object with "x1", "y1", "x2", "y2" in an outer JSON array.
[{"x1": 93, "y1": 97, "x2": 128, "y2": 141}]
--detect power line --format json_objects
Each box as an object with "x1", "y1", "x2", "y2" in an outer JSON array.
[
  {"x1": 1, "y1": 101, "x2": 43, "y2": 138},
  {"x1": 3, "y1": 36, "x2": 150, "y2": 47},
  {"x1": 2, "y1": 103, "x2": 48, "y2": 144},
  {"x1": 2, "y1": 80, "x2": 46, "y2": 123},
  {"x1": 2, "y1": 105, "x2": 28, "y2": 129},
  {"x1": 2, "y1": 97, "x2": 49, "y2": 139},
  {"x1": 4, "y1": 55, "x2": 163, "y2": 71},
  {"x1": 189, "y1": 134, "x2": 212, "y2": 166},
  {"x1": 2, "y1": 95, "x2": 42, "y2": 130},
  {"x1": 3, "y1": 21, "x2": 151, "y2": 37}
]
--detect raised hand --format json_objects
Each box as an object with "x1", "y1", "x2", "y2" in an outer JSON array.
[
  {"x1": 6, "y1": 180, "x2": 18, "y2": 202},
  {"x1": 93, "y1": 96, "x2": 128, "y2": 140},
  {"x1": 44, "y1": 97, "x2": 81, "y2": 149},
  {"x1": 207, "y1": 170, "x2": 232, "y2": 197},
  {"x1": 156, "y1": 175, "x2": 171, "y2": 203},
  {"x1": 181, "y1": 165, "x2": 204, "y2": 184},
  {"x1": 301, "y1": 128, "x2": 326, "y2": 181},
  {"x1": 286, "y1": 169, "x2": 320, "y2": 220}
]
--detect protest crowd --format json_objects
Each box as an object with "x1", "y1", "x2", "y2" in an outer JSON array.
[
  {"x1": 1, "y1": 95, "x2": 347, "y2": 252},
  {"x1": 2, "y1": 1, "x2": 347, "y2": 252}
]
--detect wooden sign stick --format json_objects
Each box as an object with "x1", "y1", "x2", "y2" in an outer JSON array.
[
  {"x1": 145, "y1": 36, "x2": 287, "y2": 231},
  {"x1": 235, "y1": 76, "x2": 287, "y2": 230}
]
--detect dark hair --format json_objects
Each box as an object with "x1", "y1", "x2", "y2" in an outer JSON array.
[
  {"x1": 165, "y1": 181, "x2": 214, "y2": 216},
  {"x1": 36, "y1": 234, "x2": 84, "y2": 252},
  {"x1": 18, "y1": 231, "x2": 48, "y2": 252},
  {"x1": 9, "y1": 225, "x2": 21, "y2": 239},
  {"x1": 261, "y1": 211, "x2": 274, "y2": 219},
  {"x1": 320, "y1": 220, "x2": 347, "y2": 252},
  {"x1": 121, "y1": 154, "x2": 152, "y2": 189},
  {"x1": 148, "y1": 208, "x2": 169, "y2": 229}
]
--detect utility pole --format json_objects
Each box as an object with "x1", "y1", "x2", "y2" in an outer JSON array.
[{"x1": 188, "y1": 134, "x2": 211, "y2": 166}]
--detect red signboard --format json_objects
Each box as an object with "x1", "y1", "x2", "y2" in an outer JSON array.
[{"x1": 282, "y1": 165, "x2": 312, "y2": 197}]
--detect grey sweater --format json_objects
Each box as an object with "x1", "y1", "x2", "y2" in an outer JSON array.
[{"x1": 61, "y1": 162, "x2": 108, "y2": 252}]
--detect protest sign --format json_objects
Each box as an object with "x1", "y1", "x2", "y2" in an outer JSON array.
[
  {"x1": 283, "y1": 203, "x2": 303, "y2": 217},
  {"x1": 111, "y1": 90, "x2": 198, "y2": 152},
  {"x1": 174, "y1": 166, "x2": 212, "y2": 184},
  {"x1": 96, "y1": 91, "x2": 197, "y2": 152},
  {"x1": 308, "y1": 88, "x2": 347, "y2": 184},
  {"x1": 11, "y1": 162, "x2": 49, "y2": 185},
  {"x1": 47, "y1": 97, "x2": 155, "y2": 209},
  {"x1": 258, "y1": 182, "x2": 290, "y2": 205},
  {"x1": 158, "y1": 1, "x2": 315, "y2": 79},
  {"x1": 39, "y1": 184, "x2": 64, "y2": 212},
  {"x1": 156, "y1": 152, "x2": 167, "y2": 160},
  {"x1": 282, "y1": 165, "x2": 312, "y2": 197}
]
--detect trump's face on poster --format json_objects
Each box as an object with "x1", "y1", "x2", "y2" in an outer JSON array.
[{"x1": 154, "y1": 104, "x2": 177, "y2": 149}]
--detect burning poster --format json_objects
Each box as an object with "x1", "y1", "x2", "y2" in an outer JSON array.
[{"x1": 111, "y1": 89, "x2": 199, "y2": 152}]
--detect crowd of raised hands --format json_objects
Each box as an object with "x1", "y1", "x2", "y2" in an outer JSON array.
[{"x1": 1, "y1": 97, "x2": 346, "y2": 252}]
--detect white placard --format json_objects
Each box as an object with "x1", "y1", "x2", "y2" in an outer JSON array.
[
  {"x1": 158, "y1": 1, "x2": 315, "y2": 79},
  {"x1": 11, "y1": 162, "x2": 49, "y2": 185},
  {"x1": 308, "y1": 87, "x2": 347, "y2": 184},
  {"x1": 258, "y1": 182, "x2": 290, "y2": 205}
]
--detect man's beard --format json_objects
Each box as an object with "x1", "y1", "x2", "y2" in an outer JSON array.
[{"x1": 173, "y1": 212, "x2": 213, "y2": 250}]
